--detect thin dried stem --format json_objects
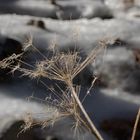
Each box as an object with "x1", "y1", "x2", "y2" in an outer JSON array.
[
  {"x1": 72, "y1": 45, "x2": 106, "y2": 79},
  {"x1": 67, "y1": 80, "x2": 104, "y2": 140},
  {"x1": 131, "y1": 108, "x2": 140, "y2": 140},
  {"x1": 82, "y1": 76, "x2": 98, "y2": 103}
]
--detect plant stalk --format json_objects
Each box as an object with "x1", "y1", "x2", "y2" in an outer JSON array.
[
  {"x1": 67, "y1": 81, "x2": 104, "y2": 140},
  {"x1": 131, "y1": 108, "x2": 140, "y2": 140}
]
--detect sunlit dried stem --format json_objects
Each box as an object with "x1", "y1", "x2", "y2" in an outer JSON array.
[
  {"x1": 67, "y1": 80, "x2": 103, "y2": 140},
  {"x1": 131, "y1": 108, "x2": 140, "y2": 140}
]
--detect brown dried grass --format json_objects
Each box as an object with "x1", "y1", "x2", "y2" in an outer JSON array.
[{"x1": 0, "y1": 36, "x2": 107, "y2": 140}]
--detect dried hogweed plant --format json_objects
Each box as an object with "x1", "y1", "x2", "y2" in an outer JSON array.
[{"x1": 0, "y1": 36, "x2": 107, "y2": 140}]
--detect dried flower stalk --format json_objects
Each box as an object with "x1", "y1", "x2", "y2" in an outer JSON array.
[{"x1": 0, "y1": 37, "x2": 106, "y2": 140}]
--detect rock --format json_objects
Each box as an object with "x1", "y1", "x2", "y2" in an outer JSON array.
[
  {"x1": 0, "y1": 93, "x2": 48, "y2": 139},
  {"x1": 0, "y1": 34, "x2": 22, "y2": 60},
  {"x1": 0, "y1": 37, "x2": 22, "y2": 60},
  {"x1": 0, "y1": 120, "x2": 44, "y2": 140},
  {"x1": 55, "y1": 0, "x2": 113, "y2": 20},
  {"x1": 0, "y1": 0, "x2": 140, "y2": 20},
  {"x1": 81, "y1": 2, "x2": 113, "y2": 19},
  {"x1": 126, "y1": 7, "x2": 140, "y2": 18},
  {"x1": 0, "y1": 35, "x2": 22, "y2": 82},
  {"x1": 105, "y1": 0, "x2": 134, "y2": 10},
  {"x1": 0, "y1": 118, "x2": 98, "y2": 140},
  {"x1": 92, "y1": 47, "x2": 140, "y2": 94},
  {"x1": 0, "y1": 1, "x2": 58, "y2": 19},
  {"x1": 0, "y1": 14, "x2": 140, "y2": 52},
  {"x1": 101, "y1": 118, "x2": 140, "y2": 140},
  {"x1": 0, "y1": 0, "x2": 112, "y2": 20},
  {"x1": 27, "y1": 19, "x2": 46, "y2": 30},
  {"x1": 43, "y1": 117, "x2": 98, "y2": 140}
]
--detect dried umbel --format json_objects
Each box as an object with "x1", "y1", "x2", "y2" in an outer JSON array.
[{"x1": 0, "y1": 37, "x2": 106, "y2": 140}]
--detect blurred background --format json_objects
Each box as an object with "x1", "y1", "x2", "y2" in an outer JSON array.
[{"x1": 0, "y1": 0, "x2": 140, "y2": 140}]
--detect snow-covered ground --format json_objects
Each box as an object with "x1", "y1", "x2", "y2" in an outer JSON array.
[{"x1": 0, "y1": 1, "x2": 140, "y2": 140}]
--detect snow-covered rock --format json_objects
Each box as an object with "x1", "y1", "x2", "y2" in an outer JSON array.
[{"x1": 0, "y1": 3, "x2": 140, "y2": 139}]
